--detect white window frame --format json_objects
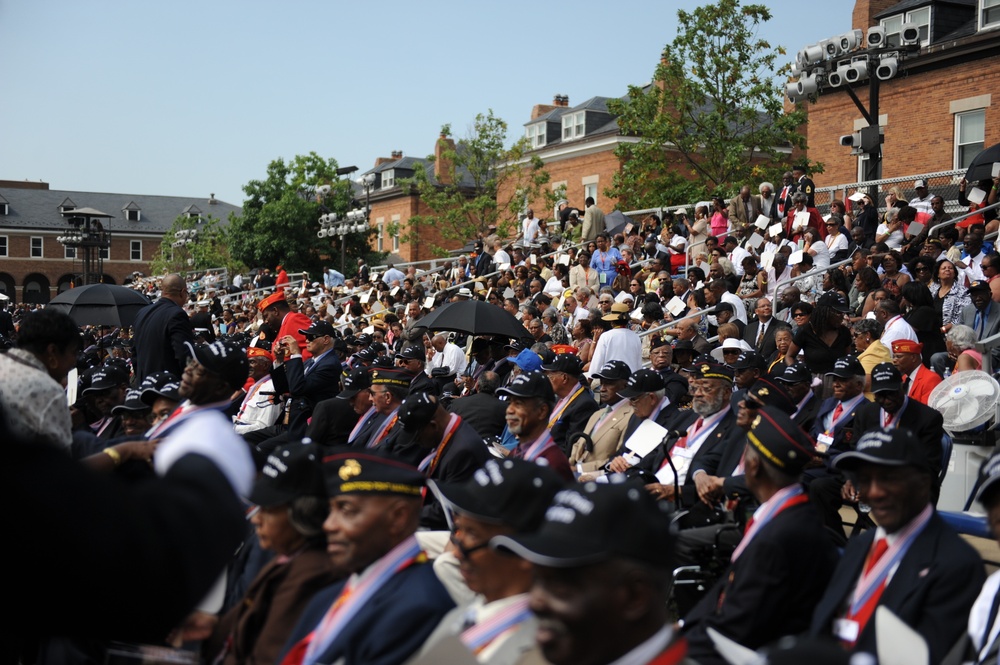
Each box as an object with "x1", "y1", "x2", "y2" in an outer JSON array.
[
  {"x1": 881, "y1": 7, "x2": 930, "y2": 47},
  {"x1": 126, "y1": 209, "x2": 141, "y2": 221},
  {"x1": 561, "y1": 111, "x2": 586, "y2": 141},
  {"x1": 30, "y1": 236, "x2": 43, "y2": 258},
  {"x1": 982, "y1": 0, "x2": 1000, "y2": 30},
  {"x1": 130, "y1": 240, "x2": 143, "y2": 261},
  {"x1": 955, "y1": 109, "x2": 986, "y2": 169},
  {"x1": 584, "y1": 183, "x2": 598, "y2": 203},
  {"x1": 0, "y1": 203, "x2": 7, "y2": 215},
  {"x1": 526, "y1": 123, "x2": 547, "y2": 148},
  {"x1": 0, "y1": 235, "x2": 7, "y2": 257},
  {"x1": 377, "y1": 220, "x2": 384, "y2": 252},
  {"x1": 381, "y1": 170, "x2": 395, "y2": 189},
  {"x1": 64, "y1": 245, "x2": 76, "y2": 259},
  {"x1": 391, "y1": 214, "x2": 400, "y2": 252}
]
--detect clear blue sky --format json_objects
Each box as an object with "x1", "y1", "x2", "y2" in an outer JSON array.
[{"x1": 0, "y1": 0, "x2": 852, "y2": 206}]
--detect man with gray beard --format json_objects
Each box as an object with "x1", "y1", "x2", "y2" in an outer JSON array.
[{"x1": 607, "y1": 363, "x2": 736, "y2": 503}]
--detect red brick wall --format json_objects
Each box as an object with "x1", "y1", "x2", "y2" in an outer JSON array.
[
  {"x1": 804, "y1": 55, "x2": 1000, "y2": 188},
  {"x1": 368, "y1": 194, "x2": 466, "y2": 262}
]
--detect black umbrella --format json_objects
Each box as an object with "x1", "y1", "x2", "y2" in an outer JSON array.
[
  {"x1": 604, "y1": 210, "x2": 635, "y2": 237},
  {"x1": 48, "y1": 283, "x2": 151, "y2": 328},
  {"x1": 965, "y1": 142, "x2": 1000, "y2": 184},
  {"x1": 415, "y1": 300, "x2": 530, "y2": 340}
]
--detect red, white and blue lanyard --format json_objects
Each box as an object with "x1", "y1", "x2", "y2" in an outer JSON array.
[
  {"x1": 460, "y1": 597, "x2": 533, "y2": 655},
  {"x1": 145, "y1": 398, "x2": 231, "y2": 439},
  {"x1": 730, "y1": 485, "x2": 807, "y2": 562}
]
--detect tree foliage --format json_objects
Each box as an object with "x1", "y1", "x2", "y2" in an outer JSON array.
[
  {"x1": 228, "y1": 152, "x2": 385, "y2": 276},
  {"x1": 606, "y1": 0, "x2": 811, "y2": 209},
  {"x1": 400, "y1": 110, "x2": 556, "y2": 255},
  {"x1": 149, "y1": 214, "x2": 242, "y2": 277}
]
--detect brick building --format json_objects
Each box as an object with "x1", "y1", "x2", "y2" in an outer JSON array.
[
  {"x1": 360, "y1": 134, "x2": 475, "y2": 263},
  {"x1": 801, "y1": 0, "x2": 1000, "y2": 188},
  {"x1": 0, "y1": 180, "x2": 241, "y2": 303}
]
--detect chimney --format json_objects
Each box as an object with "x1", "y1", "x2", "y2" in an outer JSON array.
[
  {"x1": 391, "y1": 150, "x2": 403, "y2": 160},
  {"x1": 530, "y1": 94, "x2": 569, "y2": 120},
  {"x1": 434, "y1": 132, "x2": 456, "y2": 185},
  {"x1": 374, "y1": 156, "x2": 395, "y2": 167},
  {"x1": 852, "y1": 0, "x2": 897, "y2": 30},
  {"x1": 208, "y1": 193, "x2": 217, "y2": 205}
]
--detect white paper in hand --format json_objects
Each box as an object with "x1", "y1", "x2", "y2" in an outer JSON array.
[
  {"x1": 503, "y1": 287, "x2": 515, "y2": 299},
  {"x1": 624, "y1": 420, "x2": 669, "y2": 458},
  {"x1": 755, "y1": 214, "x2": 771, "y2": 229},
  {"x1": 876, "y1": 606, "x2": 929, "y2": 665},
  {"x1": 768, "y1": 223, "x2": 783, "y2": 238},
  {"x1": 993, "y1": 162, "x2": 1000, "y2": 178},
  {"x1": 745, "y1": 233, "x2": 765, "y2": 250},
  {"x1": 968, "y1": 187, "x2": 987, "y2": 205},
  {"x1": 789, "y1": 250, "x2": 805, "y2": 265},
  {"x1": 665, "y1": 296, "x2": 686, "y2": 316},
  {"x1": 793, "y1": 211, "x2": 810, "y2": 230}
]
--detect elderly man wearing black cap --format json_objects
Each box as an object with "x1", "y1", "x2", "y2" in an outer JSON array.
[
  {"x1": 280, "y1": 452, "x2": 455, "y2": 665},
  {"x1": 569, "y1": 361, "x2": 635, "y2": 476},
  {"x1": 804, "y1": 355, "x2": 869, "y2": 533},
  {"x1": 363, "y1": 367, "x2": 413, "y2": 450},
  {"x1": 649, "y1": 338, "x2": 689, "y2": 404},
  {"x1": 613, "y1": 369, "x2": 696, "y2": 451},
  {"x1": 393, "y1": 392, "x2": 491, "y2": 529},
  {"x1": 610, "y1": 364, "x2": 734, "y2": 503},
  {"x1": 773, "y1": 362, "x2": 820, "y2": 432},
  {"x1": 413, "y1": 459, "x2": 563, "y2": 664},
  {"x1": 810, "y1": 427, "x2": 984, "y2": 663},
  {"x1": 541, "y1": 353, "x2": 598, "y2": 455},
  {"x1": 81, "y1": 361, "x2": 132, "y2": 441},
  {"x1": 329, "y1": 366, "x2": 380, "y2": 448},
  {"x1": 270, "y1": 320, "x2": 343, "y2": 438},
  {"x1": 497, "y1": 372, "x2": 574, "y2": 482},
  {"x1": 396, "y1": 344, "x2": 438, "y2": 396},
  {"x1": 730, "y1": 351, "x2": 765, "y2": 410},
  {"x1": 683, "y1": 407, "x2": 837, "y2": 664},
  {"x1": 492, "y1": 481, "x2": 685, "y2": 665}
]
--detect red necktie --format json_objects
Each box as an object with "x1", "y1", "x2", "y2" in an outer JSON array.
[
  {"x1": 847, "y1": 538, "x2": 890, "y2": 639},
  {"x1": 832, "y1": 402, "x2": 844, "y2": 422}
]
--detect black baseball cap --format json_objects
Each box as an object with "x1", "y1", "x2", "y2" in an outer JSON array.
[
  {"x1": 592, "y1": 360, "x2": 631, "y2": 382},
  {"x1": 250, "y1": 442, "x2": 326, "y2": 507},
  {"x1": 491, "y1": 479, "x2": 674, "y2": 568},
  {"x1": 395, "y1": 345, "x2": 426, "y2": 362},
  {"x1": 833, "y1": 427, "x2": 930, "y2": 472},
  {"x1": 774, "y1": 362, "x2": 812, "y2": 384},
  {"x1": 139, "y1": 371, "x2": 181, "y2": 405},
  {"x1": 825, "y1": 355, "x2": 864, "y2": 378},
  {"x1": 428, "y1": 458, "x2": 564, "y2": 533},
  {"x1": 184, "y1": 340, "x2": 250, "y2": 390},
  {"x1": 732, "y1": 351, "x2": 765, "y2": 371},
  {"x1": 496, "y1": 371, "x2": 556, "y2": 403},
  {"x1": 322, "y1": 450, "x2": 425, "y2": 497},
  {"x1": 338, "y1": 366, "x2": 371, "y2": 399},
  {"x1": 83, "y1": 363, "x2": 131, "y2": 393},
  {"x1": 619, "y1": 369, "x2": 665, "y2": 398},
  {"x1": 111, "y1": 389, "x2": 149, "y2": 415},
  {"x1": 541, "y1": 353, "x2": 583, "y2": 375},
  {"x1": 817, "y1": 290, "x2": 850, "y2": 313},
  {"x1": 298, "y1": 320, "x2": 336, "y2": 338},
  {"x1": 746, "y1": 377, "x2": 795, "y2": 414},
  {"x1": 870, "y1": 362, "x2": 904, "y2": 393},
  {"x1": 397, "y1": 392, "x2": 440, "y2": 432}
]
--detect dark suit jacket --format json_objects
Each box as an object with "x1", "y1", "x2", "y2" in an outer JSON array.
[
  {"x1": 131, "y1": 298, "x2": 194, "y2": 382},
  {"x1": 350, "y1": 410, "x2": 387, "y2": 448},
  {"x1": 306, "y1": 397, "x2": 360, "y2": 449},
  {"x1": 273, "y1": 352, "x2": 342, "y2": 438},
  {"x1": 810, "y1": 397, "x2": 865, "y2": 458},
  {"x1": 960, "y1": 302, "x2": 1000, "y2": 339},
  {"x1": 742, "y1": 318, "x2": 790, "y2": 360},
  {"x1": 448, "y1": 393, "x2": 507, "y2": 439},
  {"x1": 792, "y1": 391, "x2": 821, "y2": 435},
  {"x1": 419, "y1": 421, "x2": 492, "y2": 530},
  {"x1": 686, "y1": 498, "x2": 837, "y2": 664},
  {"x1": 692, "y1": 334, "x2": 713, "y2": 357},
  {"x1": 809, "y1": 512, "x2": 984, "y2": 663},
  {"x1": 551, "y1": 388, "x2": 599, "y2": 455},
  {"x1": 280, "y1": 559, "x2": 455, "y2": 665},
  {"x1": 636, "y1": 410, "x2": 737, "y2": 498},
  {"x1": 190, "y1": 311, "x2": 216, "y2": 342},
  {"x1": 851, "y1": 398, "x2": 944, "y2": 481},
  {"x1": 688, "y1": 425, "x2": 750, "y2": 505}
]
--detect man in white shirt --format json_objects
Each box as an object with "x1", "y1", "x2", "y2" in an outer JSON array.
[
  {"x1": 588, "y1": 303, "x2": 642, "y2": 376},
  {"x1": 428, "y1": 333, "x2": 468, "y2": 377},
  {"x1": 723, "y1": 236, "x2": 751, "y2": 277},
  {"x1": 521, "y1": 209, "x2": 540, "y2": 245},
  {"x1": 708, "y1": 280, "x2": 748, "y2": 325},
  {"x1": 876, "y1": 299, "x2": 918, "y2": 348},
  {"x1": 909, "y1": 179, "x2": 934, "y2": 214},
  {"x1": 492, "y1": 240, "x2": 511, "y2": 267}
]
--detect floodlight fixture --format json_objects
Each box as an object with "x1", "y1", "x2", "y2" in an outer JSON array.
[
  {"x1": 866, "y1": 26, "x2": 886, "y2": 47},
  {"x1": 840, "y1": 29, "x2": 864, "y2": 52},
  {"x1": 796, "y1": 74, "x2": 819, "y2": 97},
  {"x1": 844, "y1": 59, "x2": 869, "y2": 83},
  {"x1": 900, "y1": 22, "x2": 920, "y2": 45},
  {"x1": 875, "y1": 55, "x2": 898, "y2": 80}
]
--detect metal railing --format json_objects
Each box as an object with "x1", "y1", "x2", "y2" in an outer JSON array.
[
  {"x1": 773, "y1": 255, "x2": 856, "y2": 301},
  {"x1": 637, "y1": 305, "x2": 719, "y2": 339},
  {"x1": 927, "y1": 199, "x2": 1000, "y2": 237}
]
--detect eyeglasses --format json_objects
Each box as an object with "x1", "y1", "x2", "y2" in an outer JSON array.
[
  {"x1": 449, "y1": 532, "x2": 490, "y2": 559},
  {"x1": 792, "y1": 312, "x2": 808, "y2": 319}
]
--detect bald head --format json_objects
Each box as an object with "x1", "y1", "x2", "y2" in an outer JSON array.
[{"x1": 161, "y1": 274, "x2": 188, "y2": 306}]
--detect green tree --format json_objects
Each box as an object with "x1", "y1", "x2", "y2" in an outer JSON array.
[
  {"x1": 400, "y1": 110, "x2": 556, "y2": 256},
  {"x1": 149, "y1": 214, "x2": 242, "y2": 276},
  {"x1": 606, "y1": 0, "x2": 812, "y2": 209},
  {"x1": 228, "y1": 152, "x2": 385, "y2": 276}
]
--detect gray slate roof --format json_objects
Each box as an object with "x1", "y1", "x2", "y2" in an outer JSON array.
[{"x1": 0, "y1": 186, "x2": 242, "y2": 234}]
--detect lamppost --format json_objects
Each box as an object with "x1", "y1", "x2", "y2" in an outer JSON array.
[
  {"x1": 57, "y1": 207, "x2": 113, "y2": 286},
  {"x1": 171, "y1": 228, "x2": 200, "y2": 268},
  {"x1": 787, "y1": 25, "x2": 921, "y2": 192}
]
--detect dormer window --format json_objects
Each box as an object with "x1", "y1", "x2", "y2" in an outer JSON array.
[
  {"x1": 562, "y1": 111, "x2": 586, "y2": 141},
  {"x1": 526, "y1": 123, "x2": 547, "y2": 148},
  {"x1": 182, "y1": 204, "x2": 203, "y2": 220},
  {"x1": 881, "y1": 6, "x2": 930, "y2": 47},
  {"x1": 0, "y1": 194, "x2": 8, "y2": 216},
  {"x1": 382, "y1": 170, "x2": 395, "y2": 189},
  {"x1": 59, "y1": 197, "x2": 76, "y2": 214},
  {"x1": 123, "y1": 201, "x2": 141, "y2": 222},
  {"x1": 983, "y1": 0, "x2": 1000, "y2": 29}
]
